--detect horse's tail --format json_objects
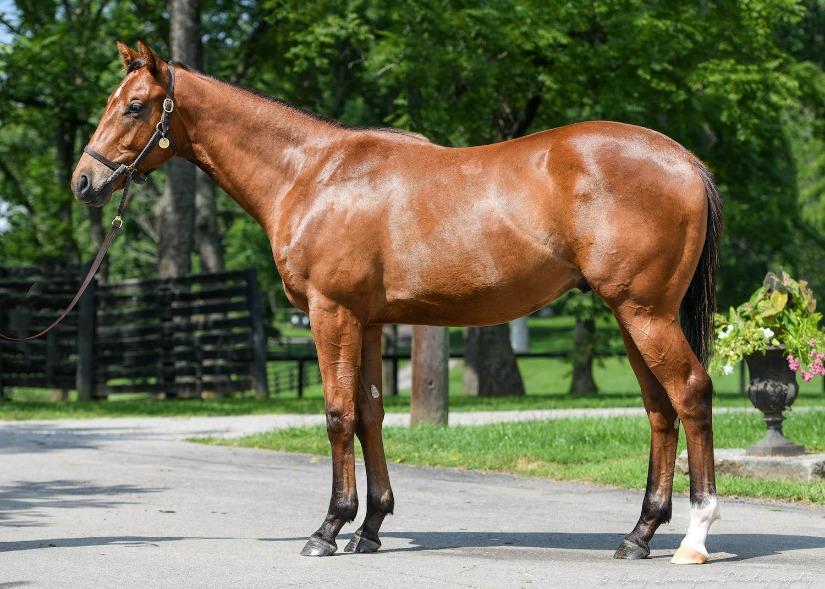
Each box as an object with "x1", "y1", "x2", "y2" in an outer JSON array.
[{"x1": 681, "y1": 158, "x2": 723, "y2": 368}]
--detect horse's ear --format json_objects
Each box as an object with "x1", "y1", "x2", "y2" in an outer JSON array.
[
  {"x1": 136, "y1": 40, "x2": 158, "y2": 73},
  {"x1": 117, "y1": 40, "x2": 139, "y2": 71}
]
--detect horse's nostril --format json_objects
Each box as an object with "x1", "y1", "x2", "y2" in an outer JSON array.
[{"x1": 77, "y1": 173, "x2": 91, "y2": 195}]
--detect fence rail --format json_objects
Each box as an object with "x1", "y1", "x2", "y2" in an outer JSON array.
[
  {"x1": 1, "y1": 265, "x2": 268, "y2": 399},
  {"x1": 267, "y1": 350, "x2": 585, "y2": 398}
]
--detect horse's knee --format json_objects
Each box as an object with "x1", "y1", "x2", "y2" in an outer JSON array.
[
  {"x1": 648, "y1": 410, "x2": 680, "y2": 438},
  {"x1": 325, "y1": 403, "x2": 356, "y2": 442}
]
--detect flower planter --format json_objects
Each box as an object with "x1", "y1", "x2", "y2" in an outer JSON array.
[{"x1": 744, "y1": 347, "x2": 805, "y2": 456}]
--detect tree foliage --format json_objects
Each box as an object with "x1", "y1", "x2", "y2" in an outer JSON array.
[{"x1": 0, "y1": 0, "x2": 823, "y2": 314}]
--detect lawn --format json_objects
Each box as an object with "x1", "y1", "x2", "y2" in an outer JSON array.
[
  {"x1": 1, "y1": 315, "x2": 822, "y2": 419},
  {"x1": 198, "y1": 409, "x2": 825, "y2": 505}
]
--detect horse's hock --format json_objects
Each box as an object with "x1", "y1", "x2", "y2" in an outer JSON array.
[{"x1": 0, "y1": 264, "x2": 268, "y2": 399}]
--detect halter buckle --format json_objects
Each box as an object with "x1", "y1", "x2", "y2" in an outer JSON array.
[
  {"x1": 163, "y1": 98, "x2": 174, "y2": 113},
  {"x1": 112, "y1": 216, "x2": 123, "y2": 229}
]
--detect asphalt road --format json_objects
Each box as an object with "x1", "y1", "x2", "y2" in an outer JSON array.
[{"x1": 1, "y1": 415, "x2": 823, "y2": 588}]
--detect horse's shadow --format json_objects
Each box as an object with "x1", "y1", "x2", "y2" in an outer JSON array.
[{"x1": 265, "y1": 530, "x2": 825, "y2": 562}]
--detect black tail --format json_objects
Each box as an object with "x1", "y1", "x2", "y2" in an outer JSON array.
[{"x1": 681, "y1": 159, "x2": 723, "y2": 367}]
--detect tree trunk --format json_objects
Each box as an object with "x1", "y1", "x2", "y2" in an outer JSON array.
[
  {"x1": 156, "y1": 158, "x2": 196, "y2": 278},
  {"x1": 195, "y1": 167, "x2": 224, "y2": 272},
  {"x1": 569, "y1": 317, "x2": 598, "y2": 395},
  {"x1": 157, "y1": 0, "x2": 201, "y2": 279},
  {"x1": 411, "y1": 325, "x2": 449, "y2": 425},
  {"x1": 463, "y1": 324, "x2": 525, "y2": 396},
  {"x1": 54, "y1": 119, "x2": 79, "y2": 261}
]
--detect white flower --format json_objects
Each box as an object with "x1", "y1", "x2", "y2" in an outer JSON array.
[
  {"x1": 718, "y1": 325, "x2": 734, "y2": 340},
  {"x1": 761, "y1": 327, "x2": 775, "y2": 339},
  {"x1": 722, "y1": 365, "x2": 734, "y2": 375}
]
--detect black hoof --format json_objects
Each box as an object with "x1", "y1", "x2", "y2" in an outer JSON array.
[
  {"x1": 344, "y1": 530, "x2": 381, "y2": 554},
  {"x1": 614, "y1": 537, "x2": 650, "y2": 560},
  {"x1": 300, "y1": 536, "x2": 337, "y2": 557}
]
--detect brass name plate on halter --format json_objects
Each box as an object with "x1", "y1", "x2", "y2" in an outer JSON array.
[{"x1": 158, "y1": 137, "x2": 170, "y2": 149}]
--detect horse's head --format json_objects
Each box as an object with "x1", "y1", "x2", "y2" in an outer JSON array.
[{"x1": 72, "y1": 41, "x2": 185, "y2": 207}]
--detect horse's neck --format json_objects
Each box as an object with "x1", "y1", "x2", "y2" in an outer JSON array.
[{"x1": 176, "y1": 70, "x2": 341, "y2": 231}]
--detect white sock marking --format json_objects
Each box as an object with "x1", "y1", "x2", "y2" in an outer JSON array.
[{"x1": 680, "y1": 496, "x2": 720, "y2": 557}]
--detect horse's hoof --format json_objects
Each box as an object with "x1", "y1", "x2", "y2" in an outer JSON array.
[
  {"x1": 671, "y1": 544, "x2": 708, "y2": 565},
  {"x1": 613, "y1": 538, "x2": 650, "y2": 560},
  {"x1": 300, "y1": 536, "x2": 337, "y2": 557},
  {"x1": 344, "y1": 530, "x2": 381, "y2": 554}
]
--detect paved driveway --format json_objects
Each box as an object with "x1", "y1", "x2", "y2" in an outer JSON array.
[{"x1": 1, "y1": 415, "x2": 823, "y2": 588}]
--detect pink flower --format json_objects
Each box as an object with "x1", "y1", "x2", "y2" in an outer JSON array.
[
  {"x1": 810, "y1": 339, "x2": 818, "y2": 346},
  {"x1": 802, "y1": 371, "x2": 813, "y2": 382},
  {"x1": 787, "y1": 355, "x2": 800, "y2": 372}
]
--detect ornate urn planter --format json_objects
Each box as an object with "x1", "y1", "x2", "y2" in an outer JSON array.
[{"x1": 744, "y1": 347, "x2": 805, "y2": 456}]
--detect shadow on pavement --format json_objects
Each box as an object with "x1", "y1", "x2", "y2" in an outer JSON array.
[
  {"x1": 0, "y1": 536, "x2": 193, "y2": 553},
  {"x1": 265, "y1": 530, "x2": 825, "y2": 561},
  {"x1": 0, "y1": 479, "x2": 162, "y2": 528}
]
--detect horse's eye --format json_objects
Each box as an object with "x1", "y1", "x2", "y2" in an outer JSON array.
[{"x1": 127, "y1": 101, "x2": 143, "y2": 115}]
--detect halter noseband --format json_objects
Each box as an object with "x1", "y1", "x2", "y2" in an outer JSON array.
[{"x1": 83, "y1": 63, "x2": 178, "y2": 221}]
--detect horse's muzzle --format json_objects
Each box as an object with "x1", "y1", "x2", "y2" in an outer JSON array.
[{"x1": 73, "y1": 172, "x2": 112, "y2": 207}]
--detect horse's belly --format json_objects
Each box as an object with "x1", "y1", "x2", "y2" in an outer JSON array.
[{"x1": 378, "y1": 251, "x2": 580, "y2": 326}]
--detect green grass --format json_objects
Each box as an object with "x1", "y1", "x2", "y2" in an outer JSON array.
[
  {"x1": 1, "y1": 365, "x2": 823, "y2": 420},
  {"x1": 2, "y1": 314, "x2": 823, "y2": 419},
  {"x1": 198, "y1": 409, "x2": 825, "y2": 505}
]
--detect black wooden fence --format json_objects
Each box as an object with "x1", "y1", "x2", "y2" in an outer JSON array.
[
  {"x1": 0, "y1": 262, "x2": 80, "y2": 395},
  {"x1": 0, "y1": 265, "x2": 268, "y2": 399}
]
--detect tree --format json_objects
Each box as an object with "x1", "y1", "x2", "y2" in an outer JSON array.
[
  {"x1": 156, "y1": 0, "x2": 199, "y2": 278},
  {"x1": 463, "y1": 325, "x2": 525, "y2": 397},
  {"x1": 1, "y1": 0, "x2": 823, "y2": 369},
  {"x1": 0, "y1": 1, "x2": 166, "y2": 277}
]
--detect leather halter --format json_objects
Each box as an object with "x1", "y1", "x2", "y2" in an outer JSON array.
[
  {"x1": 83, "y1": 63, "x2": 178, "y2": 198},
  {"x1": 0, "y1": 64, "x2": 178, "y2": 343}
]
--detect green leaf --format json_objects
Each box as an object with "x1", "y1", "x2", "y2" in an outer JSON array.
[{"x1": 770, "y1": 289, "x2": 789, "y2": 313}]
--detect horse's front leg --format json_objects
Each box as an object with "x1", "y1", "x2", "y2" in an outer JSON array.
[
  {"x1": 345, "y1": 324, "x2": 394, "y2": 553},
  {"x1": 301, "y1": 300, "x2": 364, "y2": 557}
]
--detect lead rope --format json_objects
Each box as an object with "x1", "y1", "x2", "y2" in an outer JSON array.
[{"x1": 0, "y1": 178, "x2": 132, "y2": 343}]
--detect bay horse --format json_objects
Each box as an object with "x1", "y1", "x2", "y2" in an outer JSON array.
[{"x1": 72, "y1": 42, "x2": 723, "y2": 565}]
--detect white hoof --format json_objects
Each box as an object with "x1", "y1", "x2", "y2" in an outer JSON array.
[{"x1": 671, "y1": 544, "x2": 709, "y2": 565}]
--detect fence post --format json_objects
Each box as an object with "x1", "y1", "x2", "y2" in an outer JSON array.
[
  {"x1": 246, "y1": 270, "x2": 269, "y2": 399},
  {"x1": 76, "y1": 269, "x2": 96, "y2": 400},
  {"x1": 411, "y1": 325, "x2": 449, "y2": 425},
  {"x1": 509, "y1": 315, "x2": 530, "y2": 353}
]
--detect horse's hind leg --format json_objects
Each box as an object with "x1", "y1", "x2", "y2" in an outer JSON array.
[
  {"x1": 301, "y1": 300, "x2": 363, "y2": 557},
  {"x1": 613, "y1": 322, "x2": 679, "y2": 560},
  {"x1": 345, "y1": 325, "x2": 394, "y2": 553},
  {"x1": 613, "y1": 303, "x2": 719, "y2": 564}
]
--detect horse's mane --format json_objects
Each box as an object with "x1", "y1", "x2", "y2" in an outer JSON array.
[{"x1": 165, "y1": 61, "x2": 430, "y2": 142}]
